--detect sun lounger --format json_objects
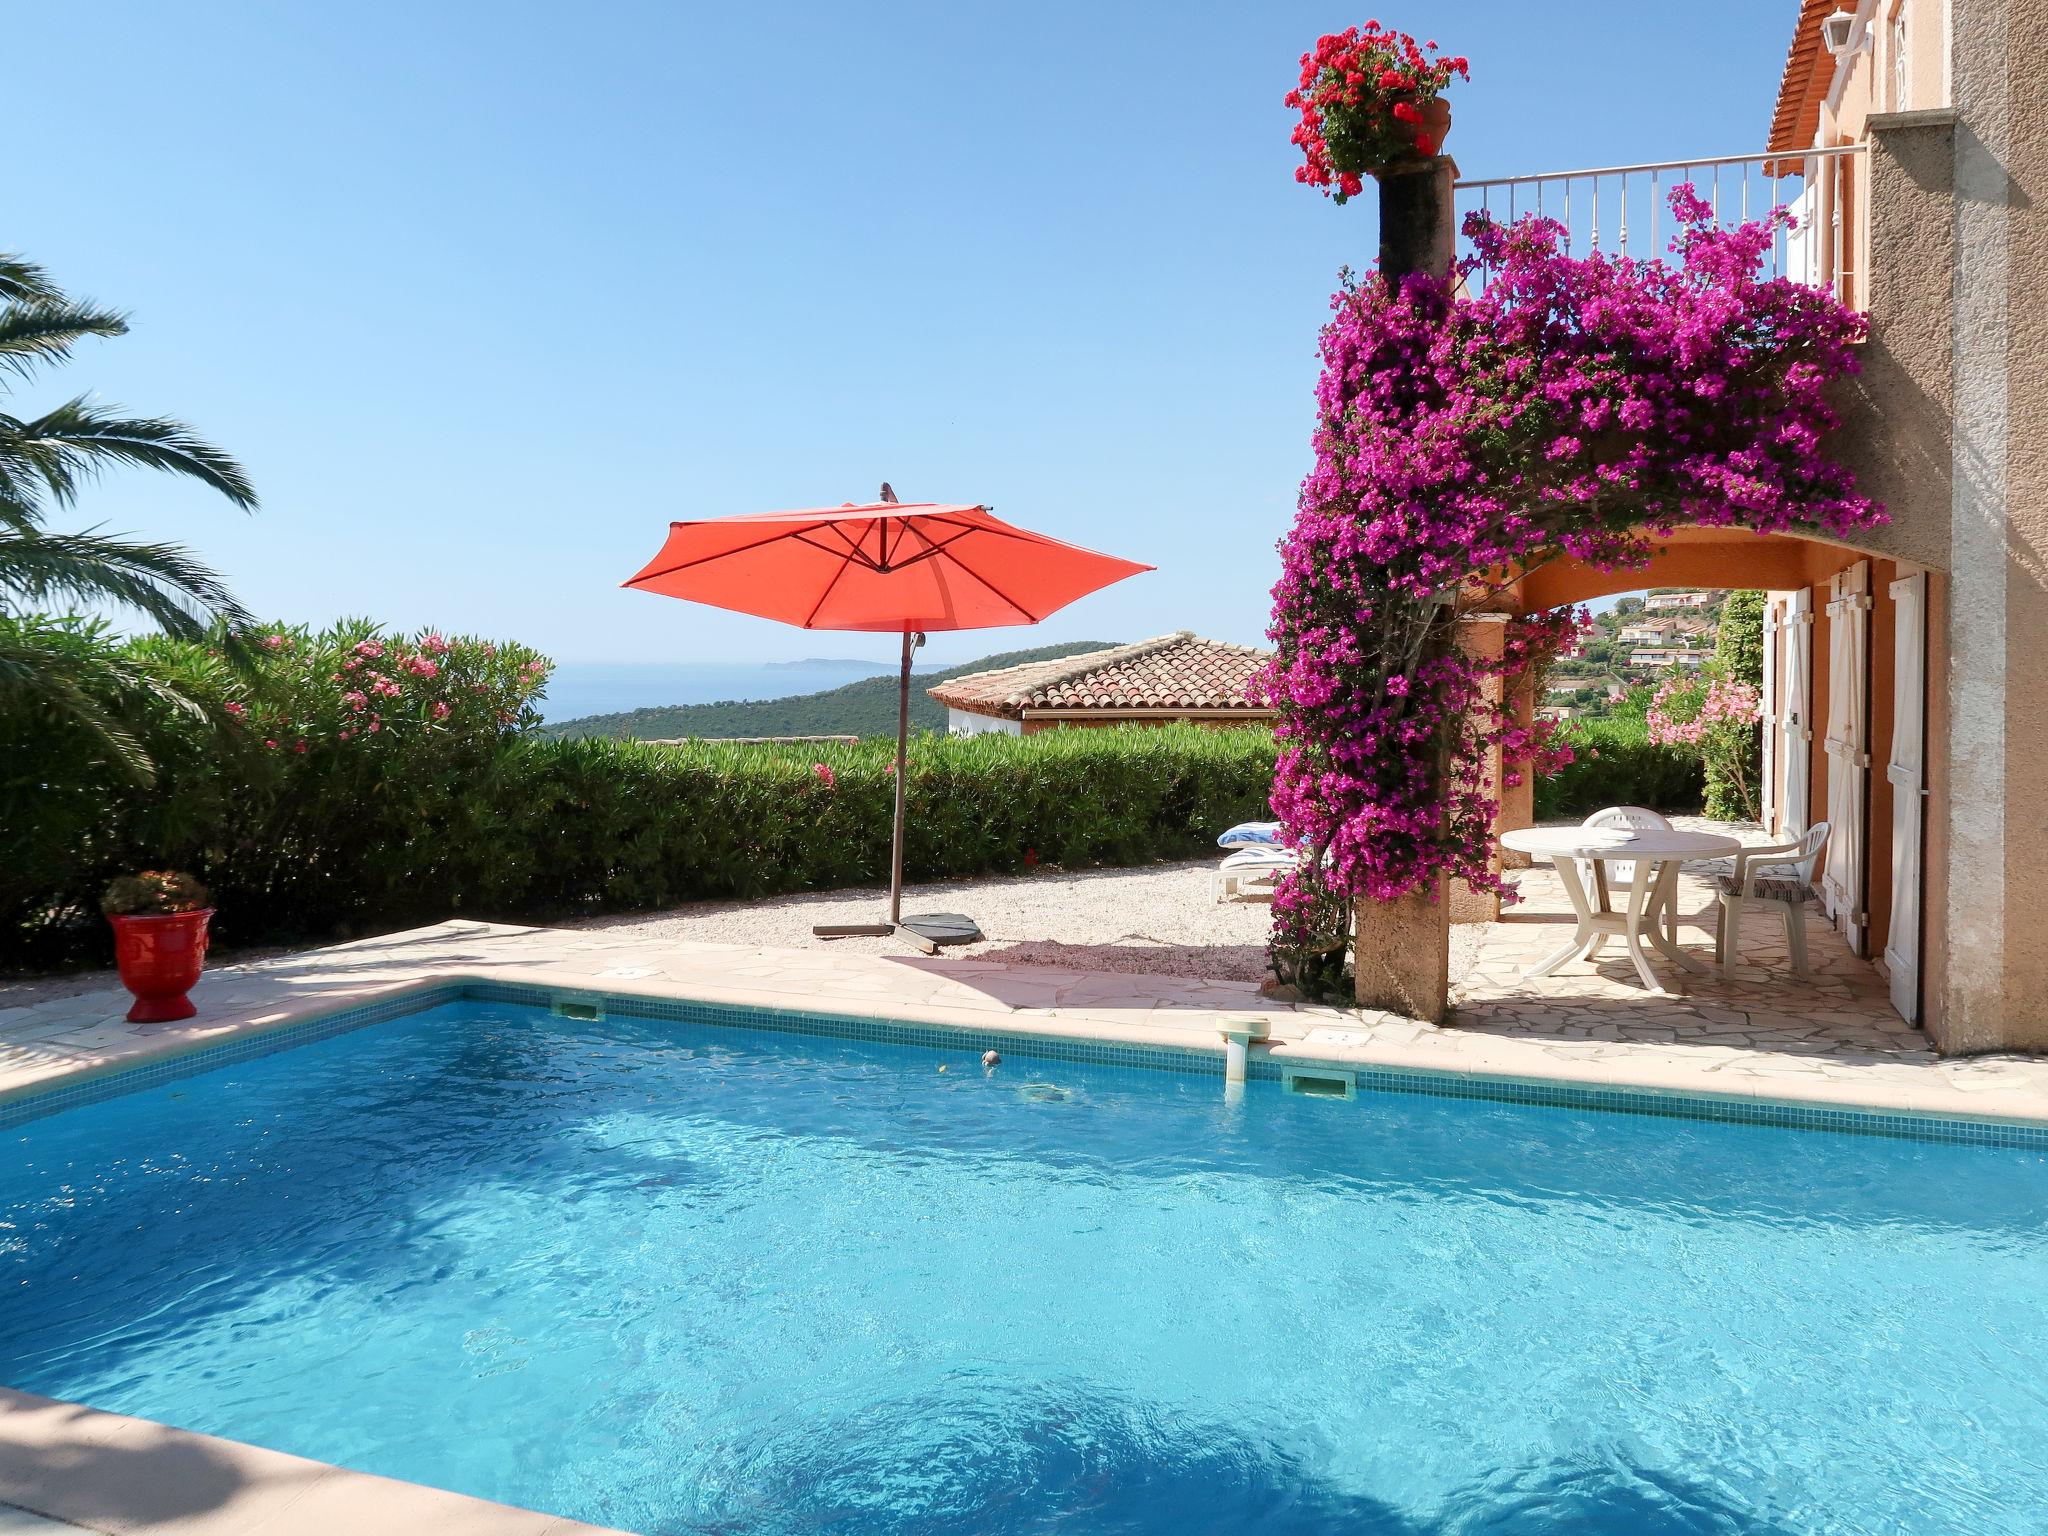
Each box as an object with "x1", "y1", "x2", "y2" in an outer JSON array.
[{"x1": 1214, "y1": 845, "x2": 1297, "y2": 902}]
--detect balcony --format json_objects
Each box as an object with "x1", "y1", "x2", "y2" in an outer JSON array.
[{"x1": 1453, "y1": 144, "x2": 1868, "y2": 306}]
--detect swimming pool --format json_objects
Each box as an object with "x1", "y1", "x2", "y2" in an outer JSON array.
[{"x1": 3, "y1": 994, "x2": 2045, "y2": 1534}]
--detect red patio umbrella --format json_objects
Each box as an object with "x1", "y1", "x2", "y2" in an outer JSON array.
[{"x1": 624, "y1": 486, "x2": 1151, "y2": 951}]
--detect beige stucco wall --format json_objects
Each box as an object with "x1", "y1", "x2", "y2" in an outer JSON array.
[
  {"x1": 1989, "y1": 0, "x2": 2048, "y2": 1045},
  {"x1": 1930, "y1": 0, "x2": 2047, "y2": 1051},
  {"x1": 1829, "y1": 113, "x2": 1956, "y2": 575},
  {"x1": 1794, "y1": 1, "x2": 2048, "y2": 1051}
]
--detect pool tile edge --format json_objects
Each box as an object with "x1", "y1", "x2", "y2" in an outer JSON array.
[{"x1": 6, "y1": 953, "x2": 2048, "y2": 1147}]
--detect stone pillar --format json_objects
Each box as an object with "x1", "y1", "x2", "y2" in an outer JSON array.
[
  {"x1": 1449, "y1": 615, "x2": 1506, "y2": 924},
  {"x1": 1354, "y1": 155, "x2": 1460, "y2": 1022},
  {"x1": 1354, "y1": 878, "x2": 1449, "y2": 1024},
  {"x1": 1378, "y1": 159, "x2": 1457, "y2": 288}
]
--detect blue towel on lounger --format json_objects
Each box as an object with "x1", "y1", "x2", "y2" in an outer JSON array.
[{"x1": 1217, "y1": 822, "x2": 1282, "y2": 848}]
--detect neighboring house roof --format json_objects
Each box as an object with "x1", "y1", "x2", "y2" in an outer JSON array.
[
  {"x1": 928, "y1": 632, "x2": 1273, "y2": 719},
  {"x1": 1768, "y1": 0, "x2": 1840, "y2": 168}
]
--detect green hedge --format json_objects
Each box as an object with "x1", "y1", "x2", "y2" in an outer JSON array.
[
  {"x1": 5, "y1": 667, "x2": 1278, "y2": 969},
  {"x1": 1534, "y1": 715, "x2": 1706, "y2": 820}
]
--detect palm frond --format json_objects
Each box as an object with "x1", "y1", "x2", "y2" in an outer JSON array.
[
  {"x1": 7, "y1": 396, "x2": 257, "y2": 510},
  {"x1": 0, "y1": 483, "x2": 38, "y2": 534},
  {"x1": 0, "y1": 300, "x2": 129, "y2": 383},
  {"x1": 0, "y1": 625, "x2": 157, "y2": 784},
  {"x1": 0, "y1": 527, "x2": 254, "y2": 639},
  {"x1": 0, "y1": 254, "x2": 61, "y2": 305}
]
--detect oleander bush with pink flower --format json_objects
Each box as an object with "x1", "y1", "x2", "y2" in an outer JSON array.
[
  {"x1": 3, "y1": 617, "x2": 1273, "y2": 966},
  {"x1": 1646, "y1": 670, "x2": 1764, "y2": 822}
]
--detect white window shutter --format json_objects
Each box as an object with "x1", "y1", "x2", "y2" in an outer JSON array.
[
  {"x1": 1823, "y1": 563, "x2": 1872, "y2": 952},
  {"x1": 1761, "y1": 598, "x2": 1782, "y2": 832},
  {"x1": 1885, "y1": 570, "x2": 1927, "y2": 1023},
  {"x1": 1783, "y1": 589, "x2": 1814, "y2": 837}
]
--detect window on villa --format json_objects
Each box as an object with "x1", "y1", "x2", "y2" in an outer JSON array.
[{"x1": 1890, "y1": 3, "x2": 1910, "y2": 110}]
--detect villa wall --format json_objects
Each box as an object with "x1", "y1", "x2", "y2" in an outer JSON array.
[
  {"x1": 1931, "y1": 0, "x2": 2047, "y2": 1051},
  {"x1": 1810, "y1": 0, "x2": 2047, "y2": 1050}
]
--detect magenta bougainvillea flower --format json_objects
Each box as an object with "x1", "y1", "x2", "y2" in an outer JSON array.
[{"x1": 1262, "y1": 186, "x2": 1884, "y2": 980}]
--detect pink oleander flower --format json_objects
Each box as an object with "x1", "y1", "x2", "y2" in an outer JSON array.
[
  {"x1": 342, "y1": 689, "x2": 368, "y2": 712},
  {"x1": 353, "y1": 640, "x2": 385, "y2": 660},
  {"x1": 402, "y1": 656, "x2": 440, "y2": 679},
  {"x1": 224, "y1": 700, "x2": 247, "y2": 718},
  {"x1": 431, "y1": 700, "x2": 451, "y2": 721},
  {"x1": 812, "y1": 762, "x2": 836, "y2": 789},
  {"x1": 261, "y1": 633, "x2": 288, "y2": 651},
  {"x1": 421, "y1": 633, "x2": 450, "y2": 655}
]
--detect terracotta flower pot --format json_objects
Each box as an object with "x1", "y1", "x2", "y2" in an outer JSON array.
[
  {"x1": 1413, "y1": 97, "x2": 1451, "y2": 157},
  {"x1": 109, "y1": 909, "x2": 214, "y2": 1023}
]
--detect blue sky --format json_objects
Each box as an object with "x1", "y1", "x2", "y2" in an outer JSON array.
[{"x1": 10, "y1": 1, "x2": 1795, "y2": 667}]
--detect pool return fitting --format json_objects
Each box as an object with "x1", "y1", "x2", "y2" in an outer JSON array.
[{"x1": 1218, "y1": 1014, "x2": 1270, "y2": 1101}]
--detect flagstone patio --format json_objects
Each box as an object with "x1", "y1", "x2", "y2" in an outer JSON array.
[{"x1": 1456, "y1": 853, "x2": 1961, "y2": 1087}]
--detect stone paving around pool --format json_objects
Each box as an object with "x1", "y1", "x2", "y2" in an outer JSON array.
[{"x1": 5, "y1": 872, "x2": 2048, "y2": 1130}]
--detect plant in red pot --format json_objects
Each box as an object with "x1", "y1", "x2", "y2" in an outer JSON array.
[
  {"x1": 102, "y1": 871, "x2": 214, "y2": 1023},
  {"x1": 1286, "y1": 23, "x2": 1468, "y2": 202}
]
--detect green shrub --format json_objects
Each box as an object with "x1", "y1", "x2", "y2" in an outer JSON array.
[
  {"x1": 1705, "y1": 593, "x2": 1767, "y2": 817},
  {"x1": 1534, "y1": 713, "x2": 1706, "y2": 820},
  {"x1": 2, "y1": 619, "x2": 1277, "y2": 967}
]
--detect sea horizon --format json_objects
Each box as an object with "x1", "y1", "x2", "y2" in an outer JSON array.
[{"x1": 538, "y1": 659, "x2": 913, "y2": 723}]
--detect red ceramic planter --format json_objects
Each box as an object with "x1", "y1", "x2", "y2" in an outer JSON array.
[{"x1": 109, "y1": 909, "x2": 214, "y2": 1023}]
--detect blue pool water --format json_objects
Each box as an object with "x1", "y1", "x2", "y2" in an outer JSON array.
[{"x1": 3, "y1": 1001, "x2": 2047, "y2": 1535}]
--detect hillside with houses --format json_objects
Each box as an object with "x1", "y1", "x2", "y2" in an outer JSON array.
[{"x1": 1542, "y1": 589, "x2": 1730, "y2": 721}]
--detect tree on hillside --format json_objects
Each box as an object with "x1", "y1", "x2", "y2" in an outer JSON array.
[
  {"x1": 1694, "y1": 590, "x2": 1767, "y2": 819},
  {"x1": 1714, "y1": 589, "x2": 1766, "y2": 686},
  {"x1": 0, "y1": 252, "x2": 256, "y2": 776}
]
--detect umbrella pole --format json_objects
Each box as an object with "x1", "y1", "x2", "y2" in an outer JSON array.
[
  {"x1": 888, "y1": 628, "x2": 911, "y2": 926},
  {"x1": 812, "y1": 629, "x2": 919, "y2": 943}
]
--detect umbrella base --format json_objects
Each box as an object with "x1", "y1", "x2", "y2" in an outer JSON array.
[
  {"x1": 811, "y1": 914, "x2": 984, "y2": 955},
  {"x1": 899, "y1": 912, "x2": 983, "y2": 948}
]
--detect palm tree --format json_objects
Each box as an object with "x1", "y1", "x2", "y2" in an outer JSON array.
[{"x1": 0, "y1": 251, "x2": 258, "y2": 776}]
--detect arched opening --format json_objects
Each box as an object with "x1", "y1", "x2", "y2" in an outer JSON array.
[{"x1": 1483, "y1": 525, "x2": 1937, "y2": 1027}]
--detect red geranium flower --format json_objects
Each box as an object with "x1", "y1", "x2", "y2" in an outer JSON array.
[{"x1": 1285, "y1": 24, "x2": 1468, "y2": 201}]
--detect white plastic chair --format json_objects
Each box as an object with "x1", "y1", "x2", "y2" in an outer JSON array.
[
  {"x1": 1578, "y1": 806, "x2": 1677, "y2": 949},
  {"x1": 1714, "y1": 821, "x2": 1832, "y2": 979}
]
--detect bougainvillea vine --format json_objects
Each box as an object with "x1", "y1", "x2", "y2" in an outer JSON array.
[{"x1": 1260, "y1": 187, "x2": 1884, "y2": 993}]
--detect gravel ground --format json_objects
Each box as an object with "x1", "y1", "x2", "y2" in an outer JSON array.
[
  {"x1": 3, "y1": 859, "x2": 1488, "y2": 1005},
  {"x1": 573, "y1": 860, "x2": 1282, "y2": 979},
  {"x1": 574, "y1": 859, "x2": 1488, "y2": 986}
]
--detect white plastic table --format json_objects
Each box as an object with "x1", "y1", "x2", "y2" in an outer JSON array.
[{"x1": 1500, "y1": 825, "x2": 1743, "y2": 993}]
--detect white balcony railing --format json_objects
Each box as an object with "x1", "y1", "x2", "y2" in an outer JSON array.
[{"x1": 1453, "y1": 144, "x2": 1867, "y2": 303}]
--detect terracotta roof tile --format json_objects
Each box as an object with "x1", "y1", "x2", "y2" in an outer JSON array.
[
  {"x1": 927, "y1": 632, "x2": 1273, "y2": 718},
  {"x1": 1768, "y1": 0, "x2": 1840, "y2": 169}
]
